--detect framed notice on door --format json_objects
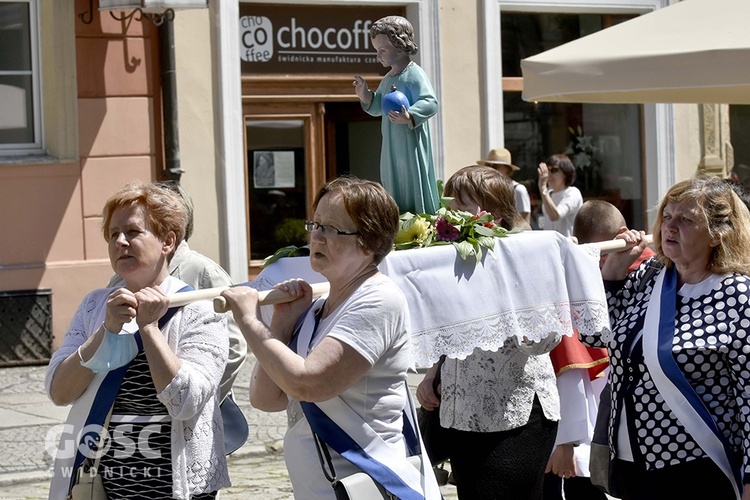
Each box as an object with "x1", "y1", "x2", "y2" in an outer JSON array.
[{"x1": 253, "y1": 150, "x2": 296, "y2": 189}]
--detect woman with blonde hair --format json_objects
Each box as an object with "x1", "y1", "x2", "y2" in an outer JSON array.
[
  {"x1": 47, "y1": 181, "x2": 229, "y2": 499},
  {"x1": 581, "y1": 176, "x2": 750, "y2": 499}
]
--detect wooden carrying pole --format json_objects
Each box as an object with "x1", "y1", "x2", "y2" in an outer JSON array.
[
  {"x1": 169, "y1": 234, "x2": 654, "y2": 312},
  {"x1": 596, "y1": 233, "x2": 653, "y2": 255},
  {"x1": 169, "y1": 282, "x2": 331, "y2": 313}
]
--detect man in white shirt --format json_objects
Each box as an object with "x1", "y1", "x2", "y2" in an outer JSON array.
[{"x1": 478, "y1": 147, "x2": 531, "y2": 224}]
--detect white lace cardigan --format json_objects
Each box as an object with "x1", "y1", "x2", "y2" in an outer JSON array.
[{"x1": 45, "y1": 277, "x2": 231, "y2": 499}]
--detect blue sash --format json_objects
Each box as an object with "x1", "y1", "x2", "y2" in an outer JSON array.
[
  {"x1": 642, "y1": 267, "x2": 741, "y2": 498},
  {"x1": 291, "y1": 299, "x2": 439, "y2": 499},
  {"x1": 66, "y1": 285, "x2": 193, "y2": 496},
  {"x1": 301, "y1": 399, "x2": 428, "y2": 500}
]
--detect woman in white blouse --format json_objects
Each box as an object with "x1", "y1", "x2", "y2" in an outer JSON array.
[
  {"x1": 417, "y1": 166, "x2": 561, "y2": 499},
  {"x1": 537, "y1": 154, "x2": 583, "y2": 237},
  {"x1": 222, "y1": 177, "x2": 440, "y2": 499}
]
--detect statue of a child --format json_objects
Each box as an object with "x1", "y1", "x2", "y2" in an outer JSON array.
[{"x1": 353, "y1": 15, "x2": 440, "y2": 215}]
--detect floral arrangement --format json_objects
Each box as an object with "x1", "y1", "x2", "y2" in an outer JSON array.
[
  {"x1": 394, "y1": 206, "x2": 517, "y2": 261},
  {"x1": 261, "y1": 187, "x2": 518, "y2": 267}
]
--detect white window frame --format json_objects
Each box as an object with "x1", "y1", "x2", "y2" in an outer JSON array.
[
  {"x1": 484, "y1": 0, "x2": 674, "y2": 228},
  {"x1": 0, "y1": 0, "x2": 43, "y2": 155}
]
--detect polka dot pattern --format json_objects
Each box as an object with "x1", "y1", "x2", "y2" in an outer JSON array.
[{"x1": 580, "y1": 261, "x2": 750, "y2": 474}]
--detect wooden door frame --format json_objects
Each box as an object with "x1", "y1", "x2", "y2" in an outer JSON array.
[{"x1": 242, "y1": 101, "x2": 326, "y2": 270}]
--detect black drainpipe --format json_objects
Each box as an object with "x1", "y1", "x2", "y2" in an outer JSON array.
[{"x1": 159, "y1": 17, "x2": 183, "y2": 183}]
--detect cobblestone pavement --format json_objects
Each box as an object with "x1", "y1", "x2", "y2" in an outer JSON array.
[
  {"x1": 0, "y1": 450, "x2": 459, "y2": 499},
  {"x1": 0, "y1": 357, "x2": 287, "y2": 477},
  {"x1": 0, "y1": 359, "x2": 458, "y2": 499}
]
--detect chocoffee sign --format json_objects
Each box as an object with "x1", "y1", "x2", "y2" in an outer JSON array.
[{"x1": 239, "y1": 5, "x2": 404, "y2": 74}]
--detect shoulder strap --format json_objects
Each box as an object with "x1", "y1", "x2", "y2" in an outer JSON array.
[
  {"x1": 302, "y1": 390, "x2": 437, "y2": 500},
  {"x1": 295, "y1": 297, "x2": 439, "y2": 499},
  {"x1": 636, "y1": 259, "x2": 664, "y2": 293},
  {"x1": 287, "y1": 298, "x2": 325, "y2": 355}
]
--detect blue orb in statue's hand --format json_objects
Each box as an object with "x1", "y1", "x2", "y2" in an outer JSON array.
[{"x1": 382, "y1": 89, "x2": 410, "y2": 114}]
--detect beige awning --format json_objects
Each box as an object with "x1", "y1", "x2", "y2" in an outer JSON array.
[{"x1": 520, "y1": 0, "x2": 750, "y2": 104}]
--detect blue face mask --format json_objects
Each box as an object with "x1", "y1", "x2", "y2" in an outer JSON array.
[{"x1": 81, "y1": 330, "x2": 139, "y2": 373}]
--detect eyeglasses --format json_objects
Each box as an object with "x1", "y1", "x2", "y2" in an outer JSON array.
[
  {"x1": 548, "y1": 167, "x2": 561, "y2": 173},
  {"x1": 304, "y1": 220, "x2": 360, "y2": 237}
]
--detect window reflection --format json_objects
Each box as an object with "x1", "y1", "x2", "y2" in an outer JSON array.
[
  {"x1": 502, "y1": 12, "x2": 644, "y2": 230},
  {"x1": 0, "y1": 2, "x2": 36, "y2": 147},
  {"x1": 246, "y1": 120, "x2": 308, "y2": 262}
]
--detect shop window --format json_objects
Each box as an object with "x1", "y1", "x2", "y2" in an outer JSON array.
[
  {"x1": 246, "y1": 119, "x2": 308, "y2": 263},
  {"x1": 730, "y1": 105, "x2": 750, "y2": 185},
  {"x1": 324, "y1": 101, "x2": 381, "y2": 182},
  {"x1": 501, "y1": 12, "x2": 645, "y2": 231},
  {"x1": 0, "y1": 0, "x2": 41, "y2": 154}
]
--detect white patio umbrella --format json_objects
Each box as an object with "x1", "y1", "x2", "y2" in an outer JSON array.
[{"x1": 521, "y1": 0, "x2": 750, "y2": 104}]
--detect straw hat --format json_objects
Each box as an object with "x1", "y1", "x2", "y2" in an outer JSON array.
[{"x1": 477, "y1": 148, "x2": 519, "y2": 171}]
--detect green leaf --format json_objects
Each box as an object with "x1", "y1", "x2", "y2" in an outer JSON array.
[
  {"x1": 478, "y1": 236, "x2": 496, "y2": 249},
  {"x1": 400, "y1": 216, "x2": 417, "y2": 230},
  {"x1": 436, "y1": 178, "x2": 450, "y2": 207},
  {"x1": 474, "y1": 224, "x2": 495, "y2": 237},
  {"x1": 399, "y1": 212, "x2": 416, "y2": 223},
  {"x1": 394, "y1": 241, "x2": 422, "y2": 251},
  {"x1": 453, "y1": 240, "x2": 475, "y2": 260},
  {"x1": 442, "y1": 210, "x2": 467, "y2": 224},
  {"x1": 473, "y1": 212, "x2": 494, "y2": 224},
  {"x1": 261, "y1": 245, "x2": 310, "y2": 268}
]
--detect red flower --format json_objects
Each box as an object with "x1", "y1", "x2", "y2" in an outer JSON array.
[{"x1": 435, "y1": 216, "x2": 460, "y2": 242}]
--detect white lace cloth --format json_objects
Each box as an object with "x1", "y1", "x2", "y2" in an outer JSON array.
[{"x1": 250, "y1": 231, "x2": 610, "y2": 367}]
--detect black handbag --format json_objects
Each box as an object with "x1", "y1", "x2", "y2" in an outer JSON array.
[
  {"x1": 220, "y1": 393, "x2": 249, "y2": 455},
  {"x1": 417, "y1": 355, "x2": 450, "y2": 485},
  {"x1": 417, "y1": 406, "x2": 449, "y2": 466}
]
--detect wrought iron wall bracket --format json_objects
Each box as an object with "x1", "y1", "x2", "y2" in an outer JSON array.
[
  {"x1": 109, "y1": 8, "x2": 175, "y2": 26},
  {"x1": 78, "y1": 0, "x2": 94, "y2": 24},
  {"x1": 110, "y1": 8, "x2": 144, "y2": 22}
]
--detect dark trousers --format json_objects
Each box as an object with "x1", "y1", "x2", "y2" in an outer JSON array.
[
  {"x1": 543, "y1": 472, "x2": 608, "y2": 500},
  {"x1": 446, "y1": 395, "x2": 558, "y2": 500},
  {"x1": 612, "y1": 457, "x2": 736, "y2": 500}
]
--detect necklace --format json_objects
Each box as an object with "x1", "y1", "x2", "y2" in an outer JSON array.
[{"x1": 323, "y1": 265, "x2": 378, "y2": 317}]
